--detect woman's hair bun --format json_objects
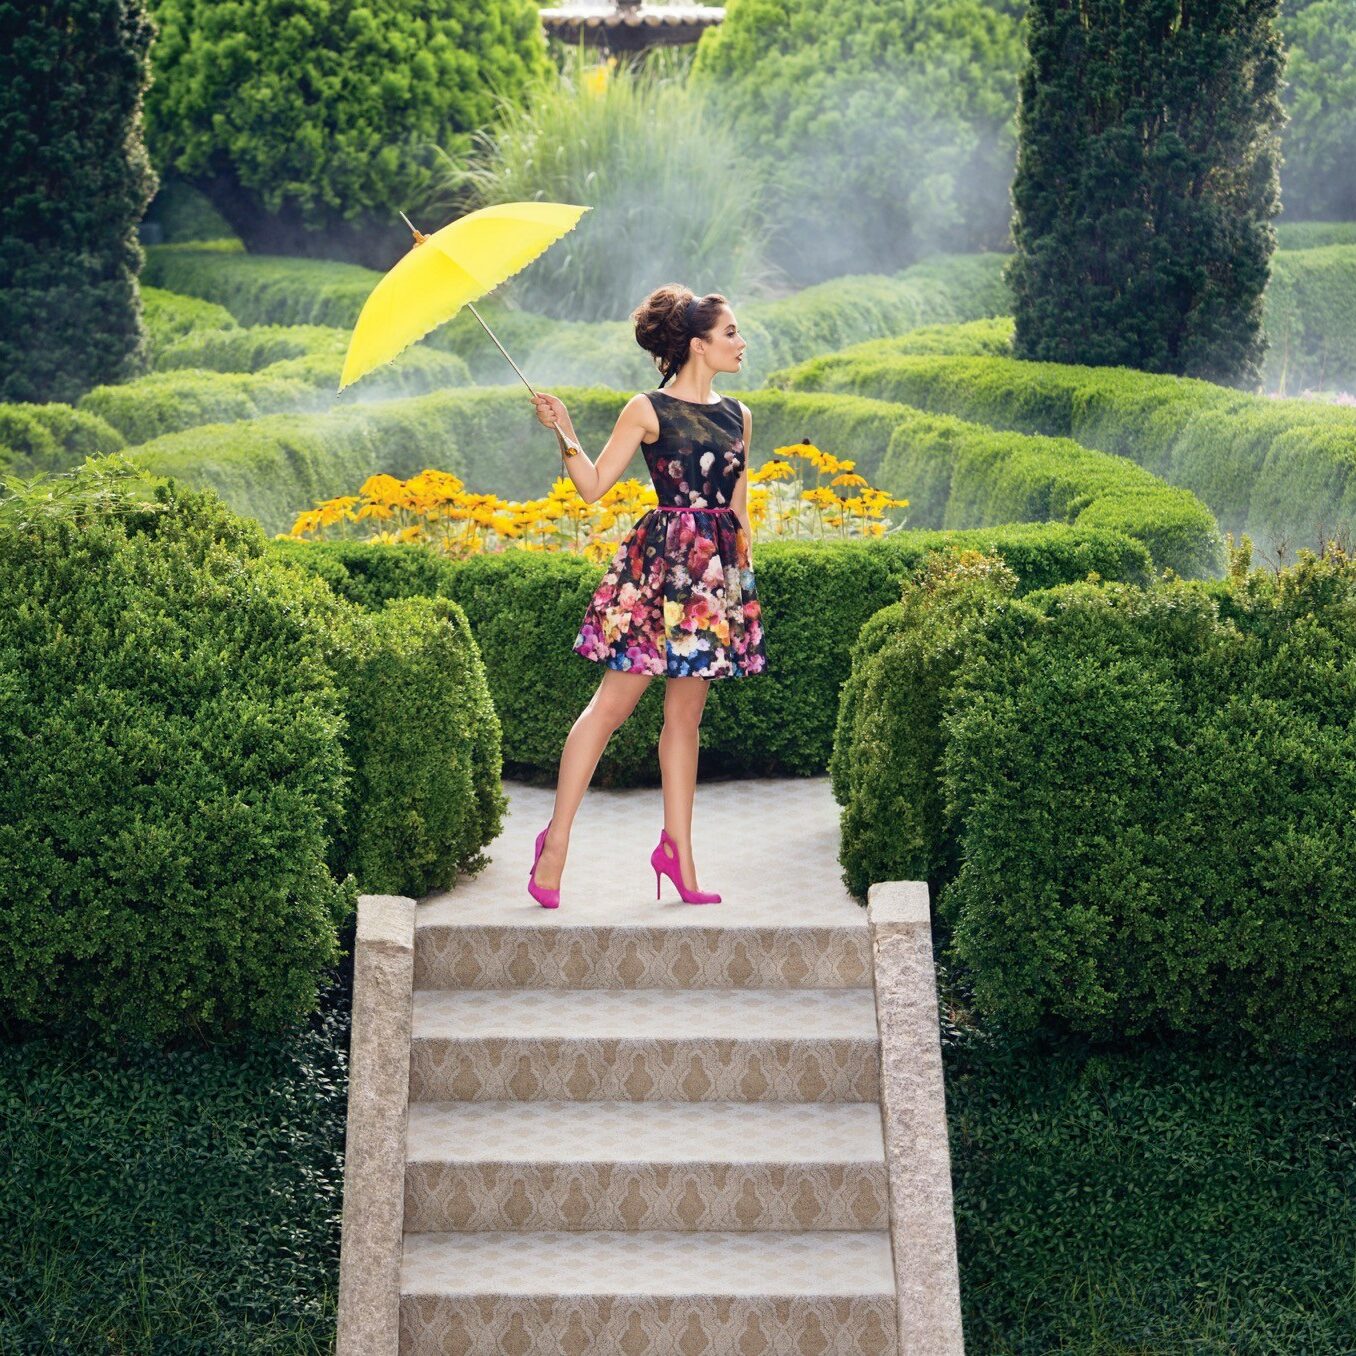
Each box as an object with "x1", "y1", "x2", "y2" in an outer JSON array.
[{"x1": 632, "y1": 284, "x2": 727, "y2": 382}]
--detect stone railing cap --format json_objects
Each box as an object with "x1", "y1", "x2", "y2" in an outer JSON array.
[
  {"x1": 356, "y1": 894, "x2": 416, "y2": 950},
  {"x1": 866, "y1": 880, "x2": 931, "y2": 926}
]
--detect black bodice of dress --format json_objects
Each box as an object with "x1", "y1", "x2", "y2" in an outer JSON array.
[{"x1": 640, "y1": 390, "x2": 747, "y2": 510}]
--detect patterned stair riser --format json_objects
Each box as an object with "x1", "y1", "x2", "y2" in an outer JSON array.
[
  {"x1": 404, "y1": 1161, "x2": 890, "y2": 1233},
  {"x1": 399, "y1": 1294, "x2": 898, "y2": 1356},
  {"x1": 408, "y1": 1037, "x2": 881, "y2": 1103},
  {"x1": 414, "y1": 925, "x2": 872, "y2": 990}
]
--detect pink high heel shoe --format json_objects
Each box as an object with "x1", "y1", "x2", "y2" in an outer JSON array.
[
  {"x1": 651, "y1": 827, "x2": 721, "y2": 904},
  {"x1": 527, "y1": 818, "x2": 560, "y2": 909}
]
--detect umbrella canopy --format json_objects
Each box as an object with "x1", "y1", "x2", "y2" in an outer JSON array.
[{"x1": 338, "y1": 201, "x2": 590, "y2": 392}]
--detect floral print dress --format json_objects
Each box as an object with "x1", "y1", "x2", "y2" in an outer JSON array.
[{"x1": 572, "y1": 390, "x2": 768, "y2": 679}]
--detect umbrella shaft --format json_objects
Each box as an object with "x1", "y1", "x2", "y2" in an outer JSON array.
[{"x1": 467, "y1": 302, "x2": 537, "y2": 397}]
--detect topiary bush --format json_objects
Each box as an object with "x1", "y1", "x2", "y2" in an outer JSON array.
[
  {"x1": 831, "y1": 550, "x2": 1034, "y2": 901},
  {"x1": 0, "y1": 0, "x2": 158, "y2": 403},
  {"x1": 0, "y1": 458, "x2": 357, "y2": 1045},
  {"x1": 1008, "y1": 0, "x2": 1285, "y2": 386},
  {"x1": 940, "y1": 549, "x2": 1356, "y2": 1054},
  {"x1": 325, "y1": 595, "x2": 506, "y2": 898}
]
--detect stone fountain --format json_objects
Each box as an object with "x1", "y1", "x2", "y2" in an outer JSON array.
[{"x1": 538, "y1": 0, "x2": 725, "y2": 56}]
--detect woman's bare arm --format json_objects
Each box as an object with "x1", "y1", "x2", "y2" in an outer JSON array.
[{"x1": 530, "y1": 392, "x2": 658, "y2": 504}]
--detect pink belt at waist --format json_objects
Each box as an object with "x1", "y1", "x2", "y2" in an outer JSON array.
[{"x1": 651, "y1": 505, "x2": 734, "y2": 513}]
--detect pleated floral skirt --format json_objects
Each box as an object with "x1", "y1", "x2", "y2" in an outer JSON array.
[{"x1": 572, "y1": 506, "x2": 767, "y2": 679}]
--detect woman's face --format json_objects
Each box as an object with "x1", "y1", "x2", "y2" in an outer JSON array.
[{"x1": 699, "y1": 304, "x2": 746, "y2": 374}]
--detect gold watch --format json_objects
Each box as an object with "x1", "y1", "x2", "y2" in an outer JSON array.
[{"x1": 554, "y1": 427, "x2": 580, "y2": 458}]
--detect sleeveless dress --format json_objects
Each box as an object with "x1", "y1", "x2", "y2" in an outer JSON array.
[{"x1": 571, "y1": 390, "x2": 768, "y2": 679}]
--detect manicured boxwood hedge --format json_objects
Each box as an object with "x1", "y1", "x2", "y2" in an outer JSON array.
[
  {"x1": 1262, "y1": 244, "x2": 1356, "y2": 394},
  {"x1": 79, "y1": 348, "x2": 473, "y2": 444},
  {"x1": 141, "y1": 284, "x2": 238, "y2": 364},
  {"x1": 123, "y1": 383, "x2": 1214, "y2": 579},
  {"x1": 143, "y1": 244, "x2": 1011, "y2": 389},
  {"x1": 0, "y1": 400, "x2": 124, "y2": 476},
  {"x1": 836, "y1": 547, "x2": 1356, "y2": 1054},
  {"x1": 269, "y1": 524, "x2": 1150, "y2": 785},
  {"x1": 155, "y1": 323, "x2": 348, "y2": 373},
  {"x1": 324, "y1": 594, "x2": 505, "y2": 897},
  {"x1": 775, "y1": 349, "x2": 1356, "y2": 550},
  {"x1": 0, "y1": 460, "x2": 504, "y2": 1043}
]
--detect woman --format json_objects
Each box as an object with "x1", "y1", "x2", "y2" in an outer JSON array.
[{"x1": 525, "y1": 284, "x2": 768, "y2": 909}]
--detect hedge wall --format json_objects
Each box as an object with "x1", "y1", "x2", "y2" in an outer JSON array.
[
  {"x1": 1262, "y1": 244, "x2": 1356, "y2": 394},
  {"x1": 140, "y1": 285, "x2": 238, "y2": 363},
  {"x1": 142, "y1": 244, "x2": 1011, "y2": 389},
  {"x1": 124, "y1": 384, "x2": 1214, "y2": 576},
  {"x1": 774, "y1": 349, "x2": 1356, "y2": 551},
  {"x1": 269, "y1": 526, "x2": 1151, "y2": 785},
  {"x1": 836, "y1": 548, "x2": 1356, "y2": 1054},
  {"x1": 1275, "y1": 221, "x2": 1356, "y2": 250},
  {"x1": 80, "y1": 348, "x2": 472, "y2": 444},
  {"x1": 0, "y1": 402, "x2": 125, "y2": 477},
  {"x1": 155, "y1": 323, "x2": 347, "y2": 373}
]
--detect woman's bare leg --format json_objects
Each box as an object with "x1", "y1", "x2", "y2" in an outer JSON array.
[
  {"x1": 658, "y1": 675, "x2": 711, "y2": 890},
  {"x1": 532, "y1": 668, "x2": 652, "y2": 889}
]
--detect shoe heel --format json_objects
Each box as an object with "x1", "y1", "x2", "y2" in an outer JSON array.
[{"x1": 654, "y1": 866, "x2": 662, "y2": 900}]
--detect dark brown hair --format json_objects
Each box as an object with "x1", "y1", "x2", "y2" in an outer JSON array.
[{"x1": 631, "y1": 285, "x2": 728, "y2": 387}]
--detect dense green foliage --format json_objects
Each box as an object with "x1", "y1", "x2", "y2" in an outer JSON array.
[
  {"x1": 140, "y1": 285, "x2": 239, "y2": 364},
  {"x1": 78, "y1": 348, "x2": 472, "y2": 445},
  {"x1": 945, "y1": 553, "x2": 1356, "y2": 1052},
  {"x1": 145, "y1": 0, "x2": 552, "y2": 265},
  {"x1": 1278, "y1": 0, "x2": 1356, "y2": 221},
  {"x1": 1262, "y1": 244, "x2": 1356, "y2": 392},
  {"x1": 155, "y1": 323, "x2": 346, "y2": 373},
  {"x1": 946, "y1": 1020, "x2": 1356, "y2": 1352},
  {"x1": 775, "y1": 347, "x2": 1356, "y2": 551},
  {"x1": 326, "y1": 596, "x2": 506, "y2": 898},
  {"x1": 839, "y1": 547, "x2": 1356, "y2": 1052},
  {"x1": 271, "y1": 525, "x2": 1148, "y2": 785},
  {"x1": 690, "y1": 0, "x2": 1024, "y2": 284},
  {"x1": 0, "y1": 464, "x2": 355, "y2": 1044},
  {"x1": 1008, "y1": 0, "x2": 1285, "y2": 386},
  {"x1": 0, "y1": 986, "x2": 350, "y2": 1350},
  {"x1": 832, "y1": 552, "x2": 1028, "y2": 899},
  {"x1": 0, "y1": 0, "x2": 157, "y2": 403},
  {"x1": 143, "y1": 244, "x2": 1010, "y2": 387},
  {"x1": 458, "y1": 46, "x2": 775, "y2": 321},
  {"x1": 0, "y1": 402, "x2": 125, "y2": 477}
]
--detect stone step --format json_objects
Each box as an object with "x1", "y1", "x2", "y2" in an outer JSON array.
[
  {"x1": 414, "y1": 921, "x2": 873, "y2": 990},
  {"x1": 408, "y1": 987, "x2": 881, "y2": 1103},
  {"x1": 400, "y1": 1229, "x2": 898, "y2": 1355},
  {"x1": 404, "y1": 1100, "x2": 889, "y2": 1232}
]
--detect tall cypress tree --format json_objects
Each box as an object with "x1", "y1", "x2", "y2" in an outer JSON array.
[
  {"x1": 0, "y1": 0, "x2": 157, "y2": 404},
  {"x1": 1006, "y1": 0, "x2": 1285, "y2": 387}
]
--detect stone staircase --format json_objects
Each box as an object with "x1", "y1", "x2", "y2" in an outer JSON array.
[{"x1": 336, "y1": 778, "x2": 964, "y2": 1355}]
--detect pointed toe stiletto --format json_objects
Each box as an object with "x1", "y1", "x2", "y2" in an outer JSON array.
[
  {"x1": 527, "y1": 818, "x2": 560, "y2": 909},
  {"x1": 650, "y1": 827, "x2": 721, "y2": 904}
]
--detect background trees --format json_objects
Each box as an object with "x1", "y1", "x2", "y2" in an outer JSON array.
[
  {"x1": 1006, "y1": 0, "x2": 1286, "y2": 387},
  {"x1": 0, "y1": 0, "x2": 157, "y2": 404},
  {"x1": 144, "y1": 0, "x2": 553, "y2": 267}
]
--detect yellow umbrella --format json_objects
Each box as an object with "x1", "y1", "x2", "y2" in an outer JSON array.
[{"x1": 338, "y1": 201, "x2": 591, "y2": 453}]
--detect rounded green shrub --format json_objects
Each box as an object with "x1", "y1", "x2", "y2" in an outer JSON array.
[
  {"x1": 0, "y1": 458, "x2": 356, "y2": 1044},
  {"x1": 832, "y1": 550, "x2": 1035, "y2": 901},
  {"x1": 145, "y1": 0, "x2": 553, "y2": 266},
  {"x1": 325, "y1": 595, "x2": 506, "y2": 898},
  {"x1": 941, "y1": 553, "x2": 1356, "y2": 1053},
  {"x1": 0, "y1": 403, "x2": 126, "y2": 477}
]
